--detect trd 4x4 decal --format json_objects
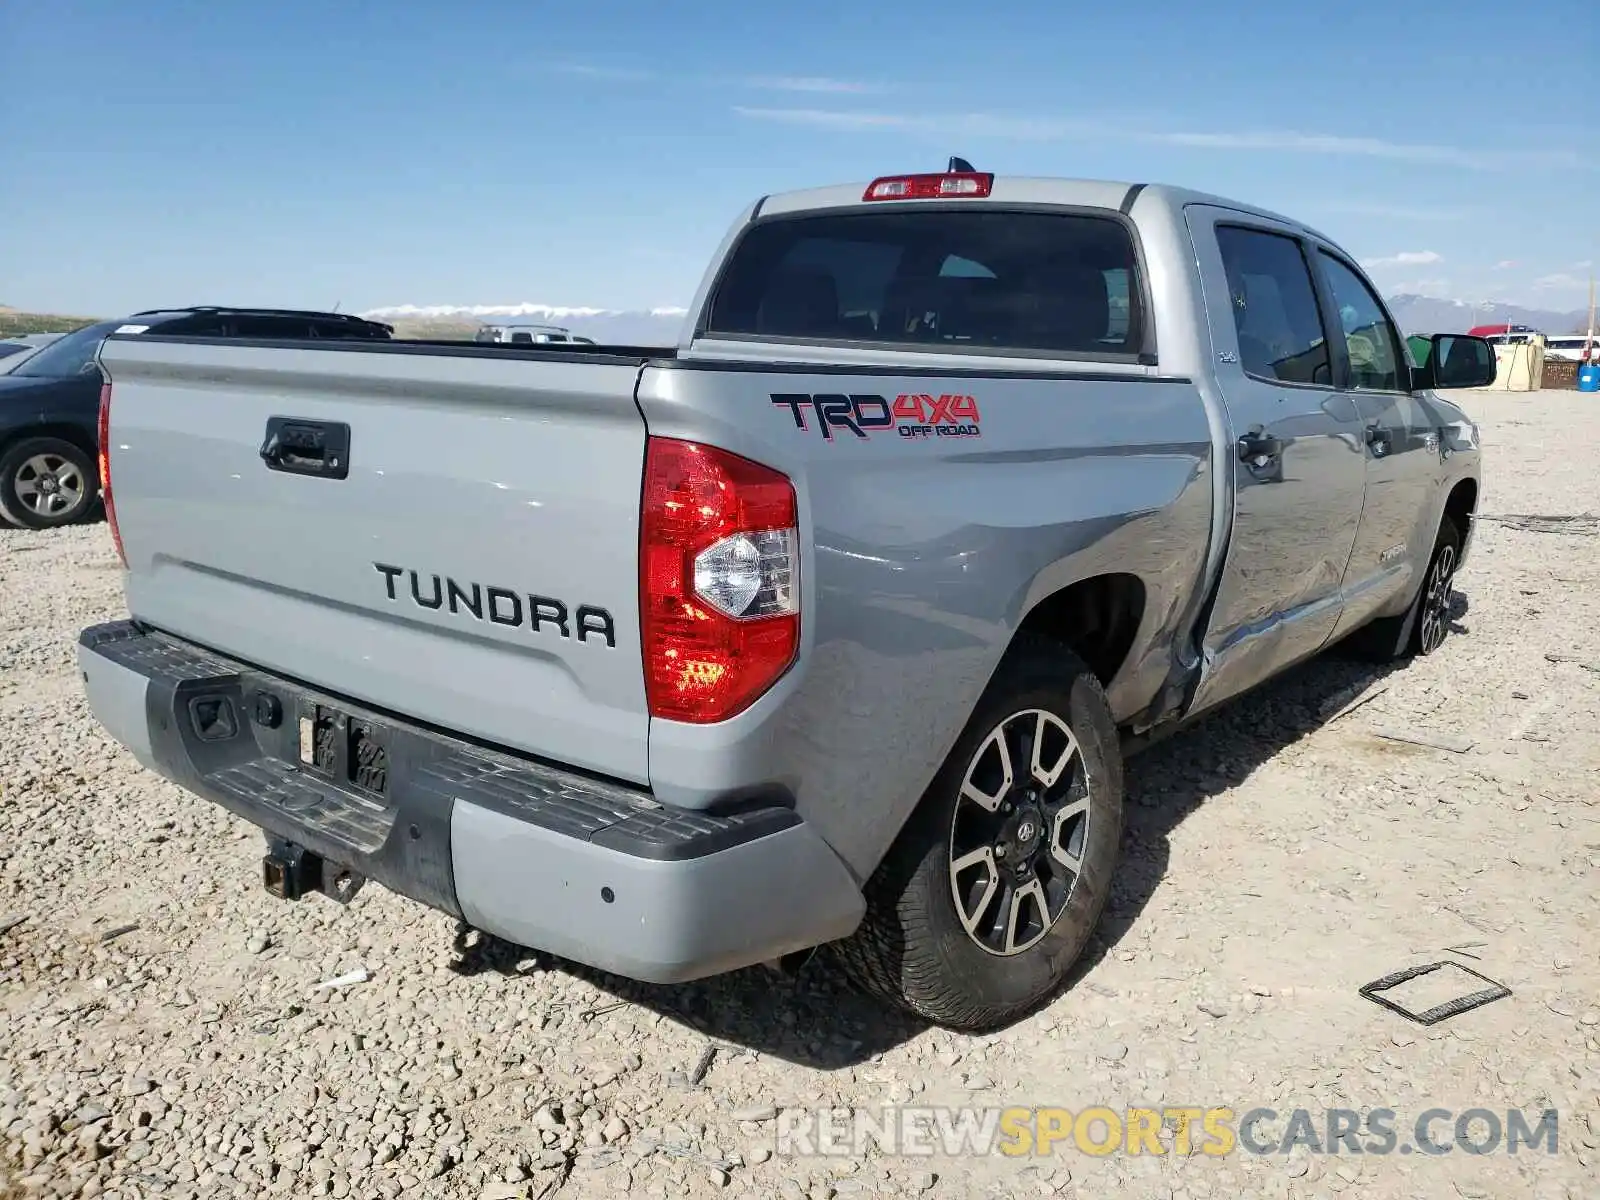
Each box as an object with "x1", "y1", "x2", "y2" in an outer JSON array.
[{"x1": 770, "y1": 393, "x2": 982, "y2": 441}]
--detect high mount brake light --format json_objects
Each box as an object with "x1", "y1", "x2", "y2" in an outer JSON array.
[
  {"x1": 640, "y1": 437, "x2": 799, "y2": 724},
  {"x1": 862, "y1": 172, "x2": 994, "y2": 201},
  {"x1": 97, "y1": 381, "x2": 127, "y2": 568}
]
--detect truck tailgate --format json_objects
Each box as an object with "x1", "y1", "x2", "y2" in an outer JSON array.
[{"x1": 97, "y1": 338, "x2": 651, "y2": 784}]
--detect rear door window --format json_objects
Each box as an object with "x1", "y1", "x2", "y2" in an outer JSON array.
[
  {"x1": 1214, "y1": 226, "x2": 1333, "y2": 387},
  {"x1": 703, "y1": 209, "x2": 1145, "y2": 358},
  {"x1": 10, "y1": 322, "x2": 119, "y2": 378}
]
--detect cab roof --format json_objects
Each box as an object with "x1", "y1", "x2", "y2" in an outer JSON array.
[{"x1": 753, "y1": 175, "x2": 1335, "y2": 244}]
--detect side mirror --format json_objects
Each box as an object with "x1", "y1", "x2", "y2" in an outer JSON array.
[{"x1": 1415, "y1": 333, "x2": 1497, "y2": 391}]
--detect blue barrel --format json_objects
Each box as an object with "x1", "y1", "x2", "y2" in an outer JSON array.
[{"x1": 1580, "y1": 363, "x2": 1600, "y2": 393}]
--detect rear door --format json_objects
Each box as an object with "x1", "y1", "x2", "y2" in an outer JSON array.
[
  {"x1": 1183, "y1": 208, "x2": 1368, "y2": 717},
  {"x1": 99, "y1": 337, "x2": 653, "y2": 783}
]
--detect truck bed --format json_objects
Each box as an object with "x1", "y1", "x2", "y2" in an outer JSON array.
[{"x1": 120, "y1": 332, "x2": 681, "y2": 364}]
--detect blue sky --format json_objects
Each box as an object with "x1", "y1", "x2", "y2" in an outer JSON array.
[{"x1": 3, "y1": 0, "x2": 1595, "y2": 318}]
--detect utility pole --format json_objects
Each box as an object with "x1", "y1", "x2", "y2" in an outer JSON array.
[{"x1": 1585, "y1": 275, "x2": 1596, "y2": 363}]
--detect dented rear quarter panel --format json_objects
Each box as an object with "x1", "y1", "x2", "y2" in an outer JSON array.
[{"x1": 637, "y1": 359, "x2": 1215, "y2": 880}]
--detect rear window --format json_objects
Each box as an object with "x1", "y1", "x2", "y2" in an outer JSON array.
[
  {"x1": 10, "y1": 322, "x2": 119, "y2": 378},
  {"x1": 703, "y1": 209, "x2": 1144, "y2": 357}
]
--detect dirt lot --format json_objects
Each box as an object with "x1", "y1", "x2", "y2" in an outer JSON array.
[{"x1": 2, "y1": 389, "x2": 1597, "y2": 1200}]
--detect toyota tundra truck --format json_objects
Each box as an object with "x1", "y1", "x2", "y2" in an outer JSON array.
[{"x1": 77, "y1": 167, "x2": 1494, "y2": 1031}]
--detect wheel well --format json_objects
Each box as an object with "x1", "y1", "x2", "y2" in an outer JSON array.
[
  {"x1": 1444, "y1": 478, "x2": 1477, "y2": 533},
  {"x1": 1015, "y1": 573, "x2": 1146, "y2": 686},
  {"x1": 0, "y1": 423, "x2": 98, "y2": 468}
]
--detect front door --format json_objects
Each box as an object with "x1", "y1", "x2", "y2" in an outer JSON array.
[
  {"x1": 1183, "y1": 208, "x2": 1370, "y2": 717},
  {"x1": 1311, "y1": 249, "x2": 1442, "y2": 638}
]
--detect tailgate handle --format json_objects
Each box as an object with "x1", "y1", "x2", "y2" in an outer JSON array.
[{"x1": 260, "y1": 417, "x2": 351, "y2": 480}]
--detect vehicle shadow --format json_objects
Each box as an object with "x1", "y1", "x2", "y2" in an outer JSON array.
[
  {"x1": 0, "y1": 506, "x2": 106, "y2": 532},
  {"x1": 457, "y1": 593, "x2": 1470, "y2": 1069},
  {"x1": 1085, "y1": 588, "x2": 1469, "y2": 977}
]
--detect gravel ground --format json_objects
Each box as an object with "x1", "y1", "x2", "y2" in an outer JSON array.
[{"x1": 2, "y1": 388, "x2": 1597, "y2": 1200}]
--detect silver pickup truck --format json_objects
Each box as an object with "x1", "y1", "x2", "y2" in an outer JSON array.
[{"x1": 79, "y1": 168, "x2": 1494, "y2": 1031}]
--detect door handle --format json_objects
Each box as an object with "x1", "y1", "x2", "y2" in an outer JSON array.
[
  {"x1": 1237, "y1": 431, "x2": 1284, "y2": 465},
  {"x1": 1365, "y1": 423, "x2": 1392, "y2": 456},
  {"x1": 259, "y1": 417, "x2": 351, "y2": 480}
]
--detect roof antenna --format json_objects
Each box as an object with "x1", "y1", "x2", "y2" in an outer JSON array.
[{"x1": 947, "y1": 156, "x2": 975, "y2": 173}]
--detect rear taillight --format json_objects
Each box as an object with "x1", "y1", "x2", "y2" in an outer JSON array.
[
  {"x1": 641, "y1": 437, "x2": 799, "y2": 723},
  {"x1": 97, "y1": 381, "x2": 127, "y2": 568},
  {"x1": 863, "y1": 172, "x2": 994, "y2": 201}
]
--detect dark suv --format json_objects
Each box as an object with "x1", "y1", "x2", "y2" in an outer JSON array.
[{"x1": 0, "y1": 308, "x2": 392, "y2": 529}]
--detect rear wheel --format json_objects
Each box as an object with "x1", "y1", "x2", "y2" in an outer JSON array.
[
  {"x1": 0, "y1": 437, "x2": 99, "y2": 529},
  {"x1": 830, "y1": 637, "x2": 1123, "y2": 1031}
]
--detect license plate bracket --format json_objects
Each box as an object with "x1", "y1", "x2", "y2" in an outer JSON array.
[
  {"x1": 295, "y1": 701, "x2": 390, "y2": 799},
  {"x1": 348, "y1": 717, "x2": 389, "y2": 796}
]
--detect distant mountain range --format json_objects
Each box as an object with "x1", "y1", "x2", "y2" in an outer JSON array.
[
  {"x1": 1384, "y1": 295, "x2": 1590, "y2": 336},
  {"x1": 361, "y1": 296, "x2": 1593, "y2": 342}
]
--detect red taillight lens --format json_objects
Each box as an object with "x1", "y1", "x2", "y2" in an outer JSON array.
[
  {"x1": 641, "y1": 437, "x2": 799, "y2": 724},
  {"x1": 863, "y1": 172, "x2": 994, "y2": 201},
  {"x1": 97, "y1": 381, "x2": 127, "y2": 568}
]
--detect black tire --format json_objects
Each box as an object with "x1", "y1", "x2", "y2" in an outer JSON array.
[
  {"x1": 0, "y1": 437, "x2": 99, "y2": 529},
  {"x1": 1343, "y1": 515, "x2": 1463, "y2": 662},
  {"x1": 830, "y1": 635, "x2": 1124, "y2": 1031}
]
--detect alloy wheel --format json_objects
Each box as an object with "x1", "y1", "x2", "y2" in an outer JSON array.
[
  {"x1": 1418, "y1": 543, "x2": 1457, "y2": 654},
  {"x1": 13, "y1": 452, "x2": 88, "y2": 520},
  {"x1": 948, "y1": 708, "x2": 1091, "y2": 956}
]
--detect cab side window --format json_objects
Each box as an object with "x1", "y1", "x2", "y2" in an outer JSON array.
[
  {"x1": 153, "y1": 316, "x2": 228, "y2": 337},
  {"x1": 1215, "y1": 226, "x2": 1332, "y2": 386},
  {"x1": 1317, "y1": 253, "x2": 1403, "y2": 392},
  {"x1": 231, "y1": 316, "x2": 310, "y2": 339}
]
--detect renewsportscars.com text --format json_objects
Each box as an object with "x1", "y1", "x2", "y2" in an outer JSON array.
[{"x1": 773, "y1": 1105, "x2": 1560, "y2": 1159}]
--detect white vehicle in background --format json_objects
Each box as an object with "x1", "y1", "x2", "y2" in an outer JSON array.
[
  {"x1": 1542, "y1": 335, "x2": 1595, "y2": 362},
  {"x1": 473, "y1": 322, "x2": 597, "y2": 346}
]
